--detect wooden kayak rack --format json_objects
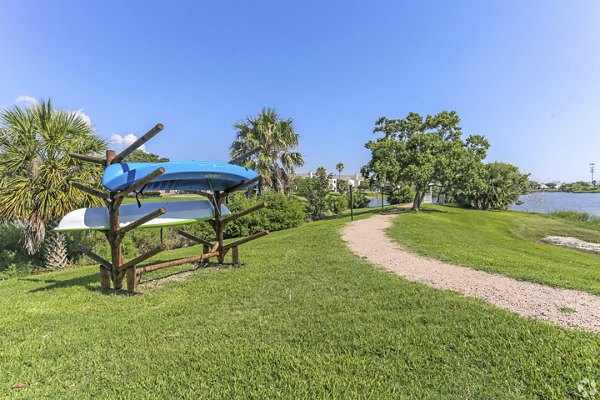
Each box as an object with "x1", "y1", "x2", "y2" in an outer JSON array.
[{"x1": 69, "y1": 123, "x2": 267, "y2": 293}]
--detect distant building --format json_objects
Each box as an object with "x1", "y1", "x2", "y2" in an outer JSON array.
[{"x1": 296, "y1": 172, "x2": 366, "y2": 191}]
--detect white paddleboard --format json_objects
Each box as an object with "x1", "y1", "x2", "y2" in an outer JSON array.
[{"x1": 56, "y1": 200, "x2": 231, "y2": 231}]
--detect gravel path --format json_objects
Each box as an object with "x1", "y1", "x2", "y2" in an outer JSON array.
[{"x1": 342, "y1": 209, "x2": 600, "y2": 333}]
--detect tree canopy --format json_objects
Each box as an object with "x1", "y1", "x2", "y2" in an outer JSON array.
[
  {"x1": 0, "y1": 99, "x2": 106, "y2": 254},
  {"x1": 231, "y1": 108, "x2": 304, "y2": 193},
  {"x1": 460, "y1": 162, "x2": 530, "y2": 210},
  {"x1": 362, "y1": 111, "x2": 489, "y2": 210},
  {"x1": 362, "y1": 111, "x2": 527, "y2": 210},
  {"x1": 125, "y1": 149, "x2": 169, "y2": 163}
]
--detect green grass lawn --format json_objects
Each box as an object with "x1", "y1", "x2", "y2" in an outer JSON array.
[
  {"x1": 1, "y1": 207, "x2": 600, "y2": 398},
  {"x1": 388, "y1": 204, "x2": 600, "y2": 295}
]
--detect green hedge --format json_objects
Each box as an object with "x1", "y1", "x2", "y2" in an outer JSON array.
[{"x1": 0, "y1": 224, "x2": 41, "y2": 278}]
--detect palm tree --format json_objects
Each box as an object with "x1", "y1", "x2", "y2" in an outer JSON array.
[
  {"x1": 335, "y1": 162, "x2": 344, "y2": 192},
  {"x1": 0, "y1": 99, "x2": 106, "y2": 267},
  {"x1": 231, "y1": 108, "x2": 304, "y2": 193}
]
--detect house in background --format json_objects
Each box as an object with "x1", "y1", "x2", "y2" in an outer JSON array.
[{"x1": 296, "y1": 172, "x2": 366, "y2": 191}]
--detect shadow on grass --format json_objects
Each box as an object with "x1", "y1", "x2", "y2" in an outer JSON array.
[
  {"x1": 23, "y1": 272, "x2": 98, "y2": 293},
  {"x1": 322, "y1": 206, "x2": 397, "y2": 221},
  {"x1": 415, "y1": 207, "x2": 448, "y2": 214}
]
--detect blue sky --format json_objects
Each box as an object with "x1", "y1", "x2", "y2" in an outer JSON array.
[{"x1": 1, "y1": 1, "x2": 599, "y2": 182}]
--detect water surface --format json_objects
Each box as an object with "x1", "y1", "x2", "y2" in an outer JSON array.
[{"x1": 510, "y1": 192, "x2": 600, "y2": 216}]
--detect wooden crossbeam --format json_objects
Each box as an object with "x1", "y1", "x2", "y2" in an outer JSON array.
[
  {"x1": 222, "y1": 231, "x2": 268, "y2": 251},
  {"x1": 78, "y1": 244, "x2": 111, "y2": 270},
  {"x1": 225, "y1": 176, "x2": 261, "y2": 194},
  {"x1": 115, "y1": 167, "x2": 165, "y2": 198},
  {"x1": 112, "y1": 123, "x2": 164, "y2": 164},
  {"x1": 69, "y1": 153, "x2": 105, "y2": 165},
  {"x1": 228, "y1": 146, "x2": 263, "y2": 165},
  {"x1": 118, "y1": 244, "x2": 166, "y2": 272},
  {"x1": 221, "y1": 202, "x2": 266, "y2": 225},
  {"x1": 176, "y1": 230, "x2": 213, "y2": 247},
  {"x1": 135, "y1": 251, "x2": 219, "y2": 275},
  {"x1": 70, "y1": 182, "x2": 109, "y2": 200},
  {"x1": 118, "y1": 207, "x2": 166, "y2": 235}
]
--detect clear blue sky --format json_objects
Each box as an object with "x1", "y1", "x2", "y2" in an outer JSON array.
[{"x1": 1, "y1": 1, "x2": 599, "y2": 182}]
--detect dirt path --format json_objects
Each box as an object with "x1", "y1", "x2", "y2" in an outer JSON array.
[{"x1": 342, "y1": 209, "x2": 600, "y2": 333}]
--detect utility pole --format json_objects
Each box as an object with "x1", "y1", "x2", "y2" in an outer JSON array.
[
  {"x1": 591, "y1": 163, "x2": 596, "y2": 186},
  {"x1": 349, "y1": 184, "x2": 354, "y2": 221}
]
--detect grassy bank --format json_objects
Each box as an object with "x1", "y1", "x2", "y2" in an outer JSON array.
[
  {"x1": 388, "y1": 204, "x2": 600, "y2": 295},
  {"x1": 1, "y1": 207, "x2": 599, "y2": 398}
]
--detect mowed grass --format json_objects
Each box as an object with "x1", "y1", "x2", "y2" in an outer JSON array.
[
  {"x1": 0, "y1": 208, "x2": 600, "y2": 398},
  {"x1": 388, "y1": 204, "x2": 600, "y2": 295}
]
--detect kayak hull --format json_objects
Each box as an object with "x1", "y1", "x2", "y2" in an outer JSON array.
[
  {"x1": 56, "y1": 200, "x2": 230, "y2": 231},
  {"x1": 102, "y1": 161, "x2": 259, "y2": 192}
]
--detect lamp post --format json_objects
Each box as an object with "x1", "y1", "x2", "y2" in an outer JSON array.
[
  {"x1": 591, "y1": 163, "x2": 596, "y2": 186},
  {"x1": 349, "y1": 183, "x2": 354, "y2": 221}
]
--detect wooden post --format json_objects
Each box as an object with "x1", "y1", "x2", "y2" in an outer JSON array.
[
  {"x1": 213, "y1": 191, "x2": 225, "y2": 263},
  {"x1": 105, "y1": 150, "x2": 126, "y2": 290},
  {"x1": 203, "y1": 244, "x2": 210, "y2": 263},
  {"x1": 100, "y1": 266, "x2": 111, "y2": 288},
  {"x1": 232, "y1": 246, "x2": 239, "y2": 265}
]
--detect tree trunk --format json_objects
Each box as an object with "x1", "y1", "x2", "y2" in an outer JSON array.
[
  {"x1": 44, "y1": 230, "x2": 71, "y2": 270},
  {"x1": 412, "y1": 191, "x2": 422, "y2": 211}
]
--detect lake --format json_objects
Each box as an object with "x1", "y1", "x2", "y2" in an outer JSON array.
[
  {"x1": 510, "y1": 192, "x2": 600, "y2": 216},
  {"x1": 367, "y1": 197, "x2": 390, "y2": 208}
]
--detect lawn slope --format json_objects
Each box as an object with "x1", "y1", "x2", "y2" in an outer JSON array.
[
  {"x1": 0, "y1": 208, "x2": 599, "y2": 398},
  {"x1": 388, "y1": 205, "x2": 600, "y2": 295}
]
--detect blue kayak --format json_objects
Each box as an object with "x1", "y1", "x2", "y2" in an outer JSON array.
[{"x1": 102, "y1": 161, "x2": 259, "y2": 192}]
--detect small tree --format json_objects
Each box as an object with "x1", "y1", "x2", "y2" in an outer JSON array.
[
  {"x1": 231, "y1": 108, "x2": 304, "y2": 193},
  {"x1": 297, "y1": 167, "x2": 330, "y2": 220},
  {"x1": 362, "y1": 111, "x2": 489, "y2": 210},
  {"x1": 336, "y1": 179, "x2": 349, "y2": 194},
  {"x1": 335, "y1": 162, "x2": 344, "y2": 191},
  {"x1": 0, "y1": 99, "x2": 106, "y2": 268},
  {"x1": 462, "y1": 162, "x2": 530, "y2": 210},
  {"x1": 126, "y1": 150, "x2": 169, "y2": 162}
]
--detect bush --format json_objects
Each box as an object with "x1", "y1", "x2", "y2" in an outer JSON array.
[
  {"x1": 348, "y1": 192, "x2": 370, "y2": 208},
  {"x1": 336, "y1": 180, "x2": 348, "y2": 194},
  {"x1": 224, "y1": 191, "x2": 306, "y2": 237},
  {"x1": 327, "y1": 194, "x2": 348, "y2": 214},
  {"x1": 296, "y1": 169, "x2": 330, "y2": 220},
  {"x1": 0, "y1": 224, "x2": 41, "y2": 278},
  {"x1": 461, "y1": 162, "x2": 530, "y2": 210},
  {"x1": 387, "y1": 185, "x2": 414, "y2": 205}
]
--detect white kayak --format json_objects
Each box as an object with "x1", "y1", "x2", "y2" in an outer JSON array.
[{"x1": 55, "y1": 200, "x2": 230, "y2": 231}]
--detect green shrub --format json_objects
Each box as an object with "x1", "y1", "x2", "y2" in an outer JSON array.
[
  {"x1": 296, "y1": 169, "x2": 330, "y2": 220},
  {"x1": 348, "y1": 192, "x2": 370, "y2": 208},
  {"x1": 224, "y1": 191, "x2": 306, "y2": 237},
  {"x1": 0, "y1": 224, "x2": 41, "y2": 278},
  {"x1": 336, "y1": 180, "x2": 348, "y2": 194},
  {"x1": 327, "y1": 194, "x2": 348, "y2": 214},
  {"x1": 387, "y1": 185, "x2": 414, "y2": 205},
  {"x1": 259, "y1": 191, "x2": 306, "y2": 231}
]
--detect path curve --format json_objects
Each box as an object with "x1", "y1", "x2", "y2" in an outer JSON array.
[{"x1": 342, "y1": 209, "x2": 600, "y2": 332}]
